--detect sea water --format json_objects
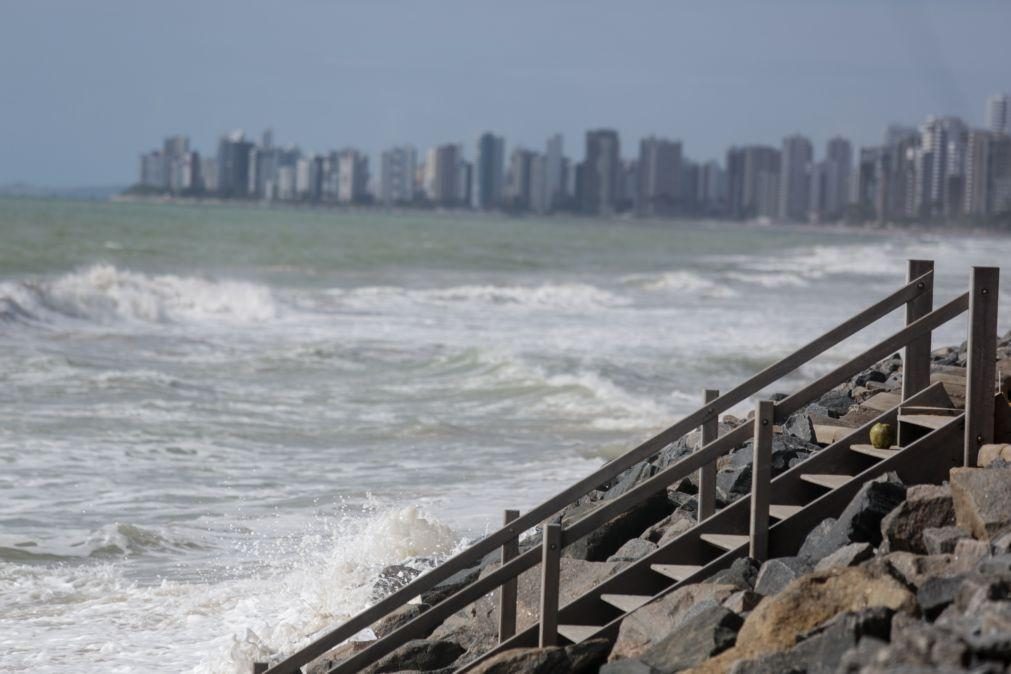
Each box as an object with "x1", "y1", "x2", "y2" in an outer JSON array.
[{"x1": 1, "y1": 197, "x2": 1009, "y2": 672}]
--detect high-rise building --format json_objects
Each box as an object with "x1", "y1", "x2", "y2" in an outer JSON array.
[
  {"x1": 822, "y1": 137, "x2": 852, "y2": 221},
  {"x1": 139, "y1": 150, "x2": 165, "y2": 189},
  {"x1": 506, "y1": 148, "x2": 536, "y2": 210},
  {"x1": 425, "y1": 144, "x2": 462, "y2": 206},
  {"x1": 697, "y1": 160, "x2": 726, "y2": 215},
  {"x1": 337, "y1": 149, "x2": 369, "y2": 203},
  {"x1": 543, "y1": 134, "x2": 565, "y2": 211},
  {"x1": 636, "y1": 136, "x2": 682, "y2": 216},
  {"x1": 216, "y1": 131, "x2": 255, "y2": 198},
  {"x1": 778, "y1": 134, "x2": 813, "y2": 222},
  {"x1": 529, "y1": 154, "x2": 549, "y2": 214},
  {"x1": 582, "y1": 129, "x2": 621, "y2": 215},
  {"x1": 914, "y1": 116, "x2": 968, "y2": 217},
  {"x1": 380, "y1": 145, "x2": 417, "y2": 205},
  {"x1": 474, "y1": 133, "x2": 505, "y2": 209},
  {"x1": 964, "y1": 130, "x2": 1011, "y2": 217},
  {"x1": 726, "y1": 145, "x2": 780, "y2": 219},
  {"x1": 986, "y1": 94, "x2": 1010, "y2": 134}
]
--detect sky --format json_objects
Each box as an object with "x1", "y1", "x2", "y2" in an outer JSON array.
[{"x1": 1, "y1": 0, "x2": 1010, "y2": 187}]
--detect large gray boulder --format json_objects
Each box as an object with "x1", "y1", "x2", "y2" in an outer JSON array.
[
  {"x1": 637, "y1": 604, "x2": 743, "y2": 672},
  {"x1": 950, "y1": 467, "x2": 1011, "y2": 541},
  {"x1": 799, "y1": 473, "x2": 906, "y2": 561},
  {"x1": 467, "y1": 639, "x2": 609, "y2": 674},
  {"x1": 880, "y1": 484, "x2": 956, "y2": 554},
  {"x1": 754, "y1": 556, "x2": 813, "y2": 596}
]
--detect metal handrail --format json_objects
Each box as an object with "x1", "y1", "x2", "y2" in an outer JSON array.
[
  {"x1": 262, "y1": 269, "x2": 934, "y2": 674},
  {"x1": 326, "y1": 289, "x2": 968, "y2": 674}
]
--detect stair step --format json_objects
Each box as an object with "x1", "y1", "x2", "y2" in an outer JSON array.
[
  {"x1": 700, "y1": 533, "x2": 749, "y2": 551},
  {"x1": 850, "y1": 443, "x2": 900, "y2": 460},
  {"x1": 769, "y1": 504, "x2": 803, "y2": 520},
  {"x1": 898, "y1": 413, "x2": 957, "y2": 430},
  {"x1": 600, "y1": 593, "x2": 653, "y2": 612},
  {"x1": 557, "y1": 624, "x2": 601, "y2": 644},
  {"x1": 651, "y1": 564, "x2": 704, "y2": 581},
  {"x1": 813, "y1": 424, "x2": 854, "y2": 445},
  {"x1": 861, "y1": 392, "x2": 902, "y2": 412},
  {"x1": 801, "y1": 473, "x2": 852, "y2": 489}
]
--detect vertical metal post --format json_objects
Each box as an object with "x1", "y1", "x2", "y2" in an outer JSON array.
[
  {"x1": 539, "y1": 523, "x2": 561, "y2": 647},
  {"x1": 252, "y1": 663, "x2": 268, "y2": 674},
  {"x1": 698, "y1": 388, "x2": 719, "y2": 522},
  {"x1": 749, "y1": 400, "x2": 774, "y2": 563},
  {"x1": 964, "y1": 266, "x2": 999, "y2": 467},
  {"x1": 498, "y1": 509, "x2": 520, "y2": 643},
  {"x1": 902, "y1": 259, "x2": 934, "y2": 401}
]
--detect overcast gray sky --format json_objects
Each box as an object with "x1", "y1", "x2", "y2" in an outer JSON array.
[{"x1": 1, "y1": 0, "x2": 1009, "y2": 187}]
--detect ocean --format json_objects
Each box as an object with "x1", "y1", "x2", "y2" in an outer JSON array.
[{"x1": 1, "y1": 197, "x2": 1009, "y2": 672}]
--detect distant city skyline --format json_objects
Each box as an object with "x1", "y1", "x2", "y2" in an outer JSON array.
[{"x1": 2, "y1": 0, "x2": 1011, "y2": 187}]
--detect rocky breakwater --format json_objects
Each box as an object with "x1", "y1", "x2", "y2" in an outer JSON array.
[{"x1": 304, "y1": 332, "x2": 1011, "y2": 674}]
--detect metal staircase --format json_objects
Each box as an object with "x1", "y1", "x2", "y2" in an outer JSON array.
[{"x1": 254, "y1": 261, "x2": 1002, "y2": 674}]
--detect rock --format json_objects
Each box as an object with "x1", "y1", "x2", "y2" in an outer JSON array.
[
  {"x1": 641, "y1": 511, "x2": 695, "y2": 544},
  {"x1": 599, "y1": 660, "x2": 658, "y2": 674},
  {"x1": 562, "y1": 491, "x2": 674, "y2": 561},
  {"x1": 880, "y1": 484, "x2": 956, "y2": 554},
  {"x1": 607, "y1": 538, "x2": 658, "y2": 563},
  {"x1": 710, "y1": 557, "x2": 760, "y2": 591},
  {"x1": 814, "y1": 542, "x2": 874, "y2": 572},
  {"x1": 468, "y1": 639, "x2": 609, "y2": 674},
  {"x1": 916, "y1": 574, "x2": 968, "y2": 620},
  {"x1": 872, "y1": 613, "x2": 968, "y2": 669},
  {"x1": 835, "y1": 636, "x2": 889, "y2": 673},
  {"x1": 878, "y1": 551, "x2": 982, "y2": 589},
  {"x1": 716, "y1": 463, "x2": 752, "y2": 501},
  {"x1": 950, "y1": 467, "x2": 1011, "y2": 540},
  {"x1": 800, "y1": 473, "x2": 906, "y2": 561},
  {"x1": 783, "y1": 413, "x2": 817, "y2": 444},
  {"x1": 362, "y1": 638, "x2": 465, "y2": 674},
  {"x1": 990, "y1": 531, "x2": 1011, "y2": 555},
  {"x1": 754, "y1": 556, "x2": 812, "y2": 596},
  {"x1": 604, "y1": 462, "x2": 657, "y2": 500},
  {"x1": 373, "y1": 564, "x2": 424, "y2": 600},
  {"x1": 976, "y1": 553, "x2": 1011, "y2": 577},
  {"x1": 609, "y1": 582, "x2": 739, "y2": 660},
  {"x1": 723, "y1": 590, "x2": 763, "y2": 614},
  {"x1": 373, "y1": 603, "x2": 430, "y2": 638},
  {"x1": 817, "y1": 389, "x2": 854, "y2": 418},
  {"x1": 854, "y1": 369, "x2": 889, "y2": 386},
  {"x1": 431, "y1": 558, "x2": 623, "y2": 655},
  {"x1": 978, "y1": 443, "x2": 1011, "y2": 467},
  {"x1": 685, "y1": 566, "x2": 916, "y2": 673},
  {"x1": 656, "y1": 516, "x2": 696, "y2": 548},
  {"x1": 305, "y1": 639, "x2": 374, "y2": 674},
  {"x1": 637, "y1": 605, "x2": 743, "y2": 672},
  {"x1": 727, "y1": 607, "x2": 893, "y2": 674},
  {"x1": 922, "y1": 526, "x2": 971, "y2": 555}
]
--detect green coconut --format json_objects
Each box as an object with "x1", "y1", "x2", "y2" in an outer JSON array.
[{"x1": 869, "y1": 422, "x2": 895, "y2": 450}]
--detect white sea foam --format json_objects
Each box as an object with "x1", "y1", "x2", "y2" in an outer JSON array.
[
  {"x1": 330, "y1": 282, "x2": 629, "y2": 312},
  {"x1": 0, "y1": 264, "x2": 279, "y2": 326},
  {"x1": 620, "y1": 270, "x2": 736, "y2": 297}
]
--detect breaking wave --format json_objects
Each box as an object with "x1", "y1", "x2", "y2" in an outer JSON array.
[{"x1": 0, "y1": 264, "x2": 279, "y2": 326}]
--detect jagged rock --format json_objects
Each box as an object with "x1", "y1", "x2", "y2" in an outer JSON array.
[
  {"x1": 305, "y1": 639, "x2": 374, "y2": 674},
  {"x1": 990, "y1": 532, "x2": 1011, "y2": 555},
  {"x1": 800, "y1": 473, "x2": 906, "y2": 561},
  {"x1": 783, "y1": 412, "x2": 817, "y2": 444},
  {"x1": 685, "y1": 566, "x2": 916, "y2": 673},
  {"x1": 723, "y1": 590, "x2": 763, "y2": 614},
  {"x1": 467, "y1": 639, "x2": 610, "y2": 674},
  {"x1": 976, "y1": 553, "x2": 1011, "y2": 577},
  {"x1": 835, "y1": 636, "x2": 889, "y2": 673},
  {"x1": 637, "y1": 605, "x2": 742, "y2": 672},
  {"x1": 604, "y1": 462, "x2": 657, "y2": 500},
  {"x1": 373, "y1": 603, "x2": 430, "y2": 638},
  {"x1": 607, "y1": 538, "x2": 658, "y2": 563},
  {"x1": 978, "y1": 443, "x2": 1011, "y2": 467},
  {"x1": 754, "y1": 556, "x2": 812, "y2": 596},
  {"x1": 814, "y1": 542, "x2": 874, "y2": 572},
  {"x1": 656, "y1": 516, "x2": 696, "y2": 548},
  {"x1": 716, "y1": 463, "x2": 752, "y2": 500},
  {"x1": 562, "y1": 491, "x2": 674, "y2": 561},
  {"x1": 609, "y1": 582, "x2": 739, "y2": 660},
  {"x1": 917, "y1": 574, "x2": 969, "y2": 620},
  {"x1": 641, "y1": 510, "x2": 695, "y2": 544},
  {"x1": 730, "y1": 435, "x2": 819, "y2": 475},
  {"x1": 922, "y1": 526, "x2": 971, "y2": 555},
  {"x1": 710, "y1": 557, "x2": 760, "y2": 591},
  {"x1": 854, "y1": 369, "x2": 889, "y2": 387},
  {"x1": 880, "y1": 484, "x2": 956, "y2": 554},
  {"x1": 373, "y1": 564, "x2": 424, "y2": 600},
  {"x1": 728, "y1": 607, "x2": 893, "y2": 674},
  {"x1": 817, "y1": 389, "x2": 854, "y2": 418},
  {"x1": 950, "y1": 467, "x2": 1011, "y2": 540},
  {"x1": 431, "y1": 558, "x2": 623, "y2": 655},
  {"x1": 360, "y1": 638, "x2": 465, "y2": 674},
  {"x1": 421, "y1": 563, "x2": 484, "y2": 605},
  {"x1": 599, "y1": 660, "x2": 658, "y2": 674},
  {"x1": 877, "y1": 550, "x2": 984, "y2": 590}
]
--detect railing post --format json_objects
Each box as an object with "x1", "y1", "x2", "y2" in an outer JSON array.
[
  {"x1": 902, "y1": 259, "x2": 934, "y2": 401},
  {"x1": 749, "y1": 400, "x2": 773, "y2": 563},
  {"x1": 964, "y1": 266, "x2": 1000, "y2": 467},
  {"x1": 498, "y1": 509, "x2": 520, "y2": 643},
  {"x1": 698, "y1": 388, "x2": 719, "y2": 522},
  {"x1": 538, "y1": 523, "x2": 561, "y2": 647}
]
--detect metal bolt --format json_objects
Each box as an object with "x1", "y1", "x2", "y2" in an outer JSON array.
[
  {"x1": 761, "y1": 418, "x2": 770, "y2": 426},
  {"x1": 982, "y1": 288, "x2": 990, "y2": 295},
  {"x1": 977, "y1": 434, "x2": 984, "y2": 443},
  {"x1": 917, "y1": 282, "x2": 925, "y2": 289}
]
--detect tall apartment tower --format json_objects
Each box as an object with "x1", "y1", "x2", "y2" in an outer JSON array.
[
  {"x1": 544, "y1": 134, "x2": 565, "y2": 211},
  {"x1": 426, "y1": 144, "x2": 462, "y2": 206},
  {"x1": 727, "y1": 145, "x2": 780, "y2": 219},
  {"x1": 337, "y1": 149, "x2": 369, "y2": 204},
  {"x1": 582, "y1": 129, "x2": 621, "y2": 215},
  {"x1": 216, "y1": 131, "x2": 255, "y2": 198},
  {"x1": 380, "y1": 145, "x2": 418, "y2": 205},
  {"x1": 778, "y1": 134, "x2": 813, "y2": 222},
  {"x1": 474, "y1": 133, "x2": 505, "y2": 209},
  {"x1": 636, "y1": 136, "x2": 682, "y2": 216},
  {"x1": 986, "y1": 94, "x2": 1010, "y2": 134},
  {"x1": 506, "y1": 148, "x2": 536, "y2": 210},
  {"x1": 822, "y1": 137, "x2": 852, "y2": 221}
]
